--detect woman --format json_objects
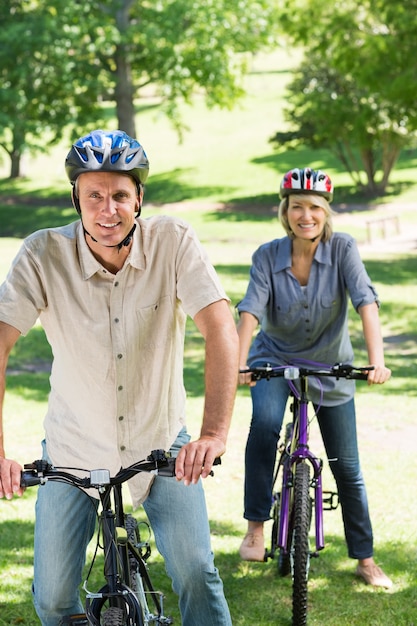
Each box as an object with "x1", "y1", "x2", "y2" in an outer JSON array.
[{"x1": 237, "y1": 167, "x2": 392, "y2": 588}]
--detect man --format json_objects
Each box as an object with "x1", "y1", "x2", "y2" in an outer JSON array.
[{"x1": 0, "y1": 130, "x2": 239, "y2": 625}]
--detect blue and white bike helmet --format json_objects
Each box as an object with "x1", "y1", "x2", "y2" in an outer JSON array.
[{"x1": 65, "y1": 129, "x2": 149, "y2": 191}]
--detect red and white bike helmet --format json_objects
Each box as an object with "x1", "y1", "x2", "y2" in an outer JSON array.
[{"x1": 280, "y1": 167, "x2": 333, "y2": 201}]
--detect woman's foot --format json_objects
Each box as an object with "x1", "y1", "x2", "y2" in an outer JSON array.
[
  {"x1": 355, "y1": 557, "x2": 392, "y2": 588},
  {"x1": 239, "y1": 522, "x2": 265, "y2": 562}
]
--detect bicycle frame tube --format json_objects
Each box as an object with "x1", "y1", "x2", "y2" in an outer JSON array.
[
  {"x1": 101, "y1": 489, "x2": 122, "y2": 594},
  {"x1": 278, "y1": 376, "x2": 325, "y2": 552},
  {"x1": 113, "y1": 484, "x2": 165, "y2": 620},
  {"x1": 113, "y1": 484, "x2": 131, "y2": 586}
]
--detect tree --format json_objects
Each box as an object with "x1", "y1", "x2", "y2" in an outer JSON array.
[
  {"x1": 272, "y1": 0, "x2": 417, "y2": 195},
  {"x1": 53, "y1": 0, "x2": 282, "y2": 135},
  {"x1": 0, "y1": 0, "x2": 106, "y2": 178},
  {"x1": 0, "y1": 0, "x2": 281, "y2": 177}
]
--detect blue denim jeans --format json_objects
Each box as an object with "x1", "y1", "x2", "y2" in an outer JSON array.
[
  {"x1": 244, "y1": 373, "x2": 374, "y2": 560},
  {"x1": 32, "y1": 431, "x2": 232, "y2": 626}
]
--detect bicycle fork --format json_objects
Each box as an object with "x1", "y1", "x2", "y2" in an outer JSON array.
[
  {"x1": 278, "y1": 379, "x2": 326, "y2": 555},
  {"x1": 278, "y1": 452, "x2": 325, "y2": 554}
]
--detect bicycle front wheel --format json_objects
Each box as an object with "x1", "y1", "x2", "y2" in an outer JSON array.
[
  {"x1": 86, "y1": 584, "x2": 144, "y2": 626},
  {"x1": 102, "y1": 606, "x2": 125, "y2": 626},
  {"x1": 292, "y1": 461, "x2": 311, "y2": 626}
]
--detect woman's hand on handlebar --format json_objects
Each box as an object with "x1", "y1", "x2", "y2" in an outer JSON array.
[
  {"x1": 0, "y1": 457, "x2": 25, "y2": 499},
  {"x1": 238, "y1": 367, "x2": 256, "y2": 387},
  {"x1": 366, "y1": 364, "x2": 392, "y2": 385}
]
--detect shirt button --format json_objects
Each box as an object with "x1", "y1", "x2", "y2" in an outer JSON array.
[
  {"x1": 114, "y1": 318, "x2": 119, "y2": 323},
  {"x1": 117, "y1": 353, "x2": 123, "y2": 359},
  {"x1": 114, "y1": 281, "x2": 119, "y2": 286},
  {"x1": 118, "y1": 385, "x2": 123, "y2": 391},
  {"x1": 118, "y1": 415, "x2": 124, "y2": 421},
  {"x1": 120, "y1": 445, "x2": 126, "y2": 451}
]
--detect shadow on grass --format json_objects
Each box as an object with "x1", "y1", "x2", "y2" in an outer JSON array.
[
  {"x1": 1, "y1": 515, "x2": 416, "y2": 626},
  {"x1": 0, "y1": 518, "x2": 38, "y2": 625},
  {"x1": 214, "y1": 532, "x2": 417, "y2": 626},
  {"x1": 144, "y1": 168, "x2": 234, "y2": 206},
  {"x1": 364, "y1": 256, "x2": 417, "y2": 286}
]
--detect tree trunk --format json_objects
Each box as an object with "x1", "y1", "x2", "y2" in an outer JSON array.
[
  {"x1": 114, "y1": 48, "x2": 137, "y2": 137},
  {"x1": 380, "y1": 141, "x2": 401, "y2": 194},
  {"x1": 360, "y1": 148, "x2": 379, "y2": 195},
  {"x1": 114, "y1": 0, "x2": 137, "y2": 138},
  {"x1": 10, "y1": 151, "x2": 21, "y2": 179},
  {"x1": 10, "y1": 128, "x2": 25, "y2": 178}
]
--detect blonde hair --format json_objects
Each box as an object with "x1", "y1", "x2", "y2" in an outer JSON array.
[{"x1": 278, "y1": 193, "x2": 335, "y2": 243}]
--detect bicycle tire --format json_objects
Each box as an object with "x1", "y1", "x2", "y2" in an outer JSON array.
[
  {"x1": 87, "y1": 582, "x2": 144, "y2": 626},
  {"x1": 125, "y1": 516, "x2": 141, "y2": 594},
  {"x1": 292, "y1": 462, "x2": 311, "y2": 626},
  {"x1": 125, "y1": 515, "x2": 146, "y2": 625},
  {"x1": 102, "y1": 606, "x2": 125, "y2": 626}
]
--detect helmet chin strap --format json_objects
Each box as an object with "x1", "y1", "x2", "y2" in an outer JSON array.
[{"x1": 83, "y1": 223, "x2": 137, "y2": 251}]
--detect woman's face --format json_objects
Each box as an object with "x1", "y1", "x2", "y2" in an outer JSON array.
[{"x1": 286, "y1": 196, "x2": 327, "y2": 241}]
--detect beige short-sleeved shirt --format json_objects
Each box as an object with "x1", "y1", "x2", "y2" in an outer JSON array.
[{"x1": 0, "y1": 215, "x2": 228, "y2": 505}]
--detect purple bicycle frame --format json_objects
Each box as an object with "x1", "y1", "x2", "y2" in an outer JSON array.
[{"x1": 277, "y1": 372, "x2": 325, "y2": 553}]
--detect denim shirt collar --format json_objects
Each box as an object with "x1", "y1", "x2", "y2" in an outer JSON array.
[{"x1": 273, "y1": 236, "x2": 332, "y2": 273}]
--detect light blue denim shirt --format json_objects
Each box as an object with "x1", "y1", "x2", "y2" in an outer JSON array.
[{"x1": 237, "y1": 232, "x2": 379, "y2": 406}]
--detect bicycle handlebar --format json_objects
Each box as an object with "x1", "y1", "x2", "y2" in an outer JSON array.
[
  {"x1": 21, "y1": 449, "x2": 222, "y2": 489},
  {"x1": 240, "y1": 362, "x2": 373, "y2": 382}
]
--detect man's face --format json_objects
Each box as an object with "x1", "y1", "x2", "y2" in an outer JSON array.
[{"x1": 77, "y1": 171, "x2": 140, "y2": 248}]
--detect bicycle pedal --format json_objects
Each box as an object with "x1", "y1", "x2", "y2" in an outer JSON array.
[
  {"x1": 322, "y1": 490, "x2": 339, "y2": 510},
  {"x1": 264, "y1": 548, "x2": 273, "y2": 561},
  {"x1": 59, "y1": 615, "x2": 89, "y2": 626},
  {"x1": 310, "y1": 551, "x2": 320, "y2": 559}
]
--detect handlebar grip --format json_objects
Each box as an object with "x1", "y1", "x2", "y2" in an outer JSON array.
[
  {"x1": 157, "y1": 456, "x2": 222, "y2": 478},
  {"x1": 21, "y1": 471, "x2": 43, "y2": 487},
  {"x1": 349, "y1": 372, "x2": 369, "y2": 380}
]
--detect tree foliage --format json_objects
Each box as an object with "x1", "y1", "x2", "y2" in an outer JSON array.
[
  {"x1": 272, "y1": 0, "x2": 417, "y2": 195},
  {"x1": 0, "y1": 0, "x2": 107, "y2": 177},
  {"x1": 0, "y1": 0, "x2": 281, "y2": 177}
]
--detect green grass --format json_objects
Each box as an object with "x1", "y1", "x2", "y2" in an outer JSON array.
[{"x1": 1, "y1": 50, "x2": 417, "y2": 625}]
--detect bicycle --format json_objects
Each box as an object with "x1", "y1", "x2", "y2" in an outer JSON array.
[
  {"x1": 21, "y1": 449, "x2": 220, "y2": 626},
  {"x1": 240, "y1": 362, "x2": 371, "y2": 626}
]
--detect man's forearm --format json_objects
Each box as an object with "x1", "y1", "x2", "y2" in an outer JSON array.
[{"x1": 199, "y1": 313, "x2": 239, "y2": 444}]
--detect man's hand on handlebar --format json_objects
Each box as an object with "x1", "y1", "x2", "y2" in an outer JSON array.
[
  {"x1": 175, "y1": 436, "x2": 224, "y2": 486},
  {"x1": 0, "y1": 457, "x2": 25, "y2": 499}
]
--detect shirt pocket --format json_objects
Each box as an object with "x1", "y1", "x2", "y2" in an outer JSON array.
[
  {"x1": 135, "y1": 295, "x2": 173, "y2": 350},
  {"x1": 271, "y1": 301, "x2": 300, "y2": 328},
  {"x1": 321, "y1": 294, "x2": 339, "y2": 309},
  {"x1": 319, "y1": 294, "x2": 342, "y2": 324}
]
